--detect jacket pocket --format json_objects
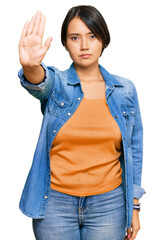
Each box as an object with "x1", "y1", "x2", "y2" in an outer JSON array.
[
  {"x1": 48, "y1": 89, "x2": 71, "y2": 116},
  {"x1": 120, "y1": 105, "x2": 136, "y2": 126}
]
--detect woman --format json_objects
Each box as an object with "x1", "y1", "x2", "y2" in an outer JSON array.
[{"x1": 18, "y1": 5, "x2": 145, "y2": 240}]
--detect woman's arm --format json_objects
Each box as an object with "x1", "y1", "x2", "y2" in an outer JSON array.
[
  {"x1": 125, "y1": 198, "x2": 140, "y2": 240},
  {"x1": 22, "y1": 65, "x2": 45, "y2": 85},
  {"x1": 18, "y1": 11, "x2": 56, "y2": 108},
  {"x1": 131, "y1": 84, "x2": 145, "y2": 198},
  {"x1": 18, "y1": 11, "x2": 52, "y2": 84},
  {"x1": 125, "y1": 83, "x2": 145, "y2": 240}
]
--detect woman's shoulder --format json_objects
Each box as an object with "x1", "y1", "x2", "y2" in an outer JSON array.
[
  {"x1": 112, "y1": 74, "x2": 135, "y2": 87},
  {"x1": 111, "y1": 73, "x2": 137, "y2": 95},
  {"x1": 99, "y1": 64, "x2": 136, "y2": 91}
]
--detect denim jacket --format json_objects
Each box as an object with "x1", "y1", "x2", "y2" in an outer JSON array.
[{"x1": 18, "y1": 62, "x2": 146, "y2": 228}]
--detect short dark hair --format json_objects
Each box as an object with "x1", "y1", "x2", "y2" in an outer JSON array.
[{"x1": 61, "y1": 5, "x2": 110, "y2": 55}]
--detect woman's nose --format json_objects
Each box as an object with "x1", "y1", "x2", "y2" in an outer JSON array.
[{"x1": 80, "y1": 37, "x2": 89, "y2": 51}]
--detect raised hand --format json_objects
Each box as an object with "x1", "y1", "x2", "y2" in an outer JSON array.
[{"x1": 19, "y1": 11, "x2": 52, "y2": 68}]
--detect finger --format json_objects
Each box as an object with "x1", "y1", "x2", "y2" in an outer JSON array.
[
  {"x1": 38, "y1": 14, "x2": 46, "y2": 39},
  {"x1": 27, "y1": 15, "x2": 35, "y2": 35},
  {"x1": 20, "y1": 21, "x2": 29, "y2": 40},
  {"x1": 32, "y1": 11, "x2": 42, "y2": 35},
  {"x1": 127, "y1": 227, "x2": 132, "y2": 239},
  {"x1": 40, "y1": 36, "x2": 53, "y2": 55},
  {"x1": 130, "y1": 228, "x2": 138, "y2": 240}
]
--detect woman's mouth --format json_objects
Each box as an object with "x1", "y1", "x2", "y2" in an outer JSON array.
[{"x1": 80, "y1": 54, "x2": 91, "y2": 59}]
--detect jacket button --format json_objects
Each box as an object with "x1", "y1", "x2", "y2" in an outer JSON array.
[
  {"x1": 68, "y1": 112, "x2": 71, "y2": 116},
  {"x1": 78, "y1": 97, "x2": 81, "y2": 100},
  {"x1": 109, "y1": 86, "x2": 114, "y2": 90},
  {"x1": 115, "y1": 116, "x2": 118, "y2": 119},
  {"x1": 53, "y1": 130, "x2": 56, "y2": 133},
  {"x1": 61, "y1": 102, "x2": 64, "y2": 106},
  {"x1": 45, "y1": 196, "x2": 48, "y2": 199}
]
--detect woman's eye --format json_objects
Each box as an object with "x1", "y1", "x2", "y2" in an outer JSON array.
[
  {"x1": 90, "y1": 34, "x2": 95, "y2": 39},
  {"x1": 71, "y1": 37, "x2": 78, "y2": 40}
]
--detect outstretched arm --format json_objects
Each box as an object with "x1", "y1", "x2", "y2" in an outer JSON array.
[{"x1": 19, "y1": 11, "x2": 53, "y2": 84}]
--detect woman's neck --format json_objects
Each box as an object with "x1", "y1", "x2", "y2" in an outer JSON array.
[{"x1": 74, "y1": 62, "x2": 103, "y2": 82}]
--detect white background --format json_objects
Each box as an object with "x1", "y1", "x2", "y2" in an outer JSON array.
[{"x1": 0, "y1": 0, "x2": 164, "y2": 239}]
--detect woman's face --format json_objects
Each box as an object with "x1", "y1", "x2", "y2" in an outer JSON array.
[{"x1": 65, "y1": 17, "x2": 103, "y2": 68}]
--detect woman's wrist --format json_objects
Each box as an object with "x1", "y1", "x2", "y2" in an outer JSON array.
[
  {"x1": 133, "y1": 198, "x2": 141, "y2": 212},
  {"x1": 133, "y1": 198, "x2": 139, "y2": 204},
  {"x1": 133, "y1": 203, "x2": 141, "y2": 212}
]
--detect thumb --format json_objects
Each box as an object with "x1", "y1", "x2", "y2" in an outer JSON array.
[
  {"x1": 127, "y1": 227, "x2": 132, "y2": 239},
  {"x1": 41, "y1": 36, "x2": 53, "y2": 56}
]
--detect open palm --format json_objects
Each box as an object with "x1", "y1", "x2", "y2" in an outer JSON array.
[{"x1": 19, "y1": 11, "x2": 52, "y2": 68}]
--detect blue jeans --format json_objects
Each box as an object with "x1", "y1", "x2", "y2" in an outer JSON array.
[{"x1": 33, "y1": 184, "x2": 126, "y2": 240}]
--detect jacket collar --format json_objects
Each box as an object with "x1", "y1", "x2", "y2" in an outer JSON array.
[{"x1": 67, "y1": 62, "x2": 123, "y2": 90}]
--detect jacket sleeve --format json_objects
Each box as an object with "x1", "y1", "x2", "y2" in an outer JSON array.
[
  {"x1": 132, "y1": 83, "x2": 146, "y2": 199},
  {"x1": 18, "y1": 62, "x2": 57, "y2": 114},
  {"x1": 18, "y1": 62, "x2": 57, "y2": 102}
]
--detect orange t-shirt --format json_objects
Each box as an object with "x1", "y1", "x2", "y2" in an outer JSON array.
[{"x1": 50, "y1": 96, "x2": 122, "y2": 196}]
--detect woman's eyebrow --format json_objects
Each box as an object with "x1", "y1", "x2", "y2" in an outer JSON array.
[
  {"x1": 67, "y1": 32, "x2": 93, "y2": 36},
  {"x1": 67, "y1": 33, "x2": 79, "y2": 36}
]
